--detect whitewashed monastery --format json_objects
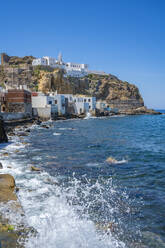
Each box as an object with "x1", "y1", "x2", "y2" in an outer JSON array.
[{"x1": 32, "y1": 53, "x2": 108, "y2": 77}]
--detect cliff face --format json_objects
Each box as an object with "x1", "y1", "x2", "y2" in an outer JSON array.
[
  {"x1": 64, "y1": 74, "x2": 144, "y2": 114},
  {"x1": 86, "y1": 75, "x2": 144, "y2": 113},
  {"x1": 0, "y1": 56, "x2": 156, "y2": 114}
]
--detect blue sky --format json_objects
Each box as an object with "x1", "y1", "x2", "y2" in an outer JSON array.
[{"x1": 1, "y1": 0, "x2": 165, "y2": 109}]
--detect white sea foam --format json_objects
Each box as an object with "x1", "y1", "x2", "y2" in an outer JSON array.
[
  {"x1": 53, "y1": 132, "x2": 62, "y2": 136},
  {"x1": 59, "y1": 128, "x2": 74, "y2": 130},
  {"x1": 86, "y1": 162, "x2": 100, "y2": 167}
]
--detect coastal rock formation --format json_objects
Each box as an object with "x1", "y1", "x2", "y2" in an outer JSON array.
[
  {"x1": 0, "y1": 172, "x2": 36, "y2": 247},
  {"x1": 0, "y1": 54, "x2": 158, "y2": 114},
  {"x1": 0, "y1": 118, "x2": 8, "y2": 143},
  {"x1": 38, "y1": 68, "x2": 69, "y2": 93}
]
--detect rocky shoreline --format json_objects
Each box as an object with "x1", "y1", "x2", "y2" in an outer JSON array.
[{"x1": 0, "y1": 119, "x2": 37, "y2": 247}]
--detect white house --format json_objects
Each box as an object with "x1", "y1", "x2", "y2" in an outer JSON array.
[
  {"x1": 49, "y1": 93, "x2": 66, "y2": 115},
  {"x1": 32, "y1": 58, "x2": 47, "y2": 66},
  {"x1": 32, "y1": 92, "x2": 66, "y2": 119},
  {"x1": 62, "y1": 94, "x2": 96, "y2": 115},
  {"x1": 65, "y1": 62, "x2": 88, "y2": 77},
  {"x1": 43, "y1": 56, "x2": 57, "y2": 67},
  {"x1": 78, "y1": 96, "x2": 96, "y2": 112}
]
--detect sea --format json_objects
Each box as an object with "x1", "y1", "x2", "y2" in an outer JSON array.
[{"x1": 0, "y1": 113, "x2": 165, "y2": 248}]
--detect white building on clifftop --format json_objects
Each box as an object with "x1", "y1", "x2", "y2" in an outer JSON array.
[{"x1": 32, "y1": 53, "x2": 108, "y2": 77}]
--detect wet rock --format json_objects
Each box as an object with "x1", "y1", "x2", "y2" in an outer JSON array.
[
  {"x1": 25, "y1": 129, "x2": 31, "y2": 133},
  {"x1": 106, "y1": 157, "x2": 118, "y2": 164},
  {"x1": 57, "y1": 116, "x2": 67, "y2": 120},
  {"x1": 2, "y1": 152, "x2": 9, "y2": 156},
  {"x1": 0, "y1": 223, "x2": 15, "y2": 232},
  {"x1": 7, "y1": 166, "x2": 12, "y2": 169},
  {"x1": 21, "y1": 142, "x2": 28, "y2": 145},
  {"x1": 0, "y1": 174, "x2": 15, "y2": 191},
  {"x1": 0, "y1": 232, "x2": 19, "y2": 248},
  {"x1": 31, "y1": 166, "x2": 41, "y2": 172},
  {"x1": 0, "y1": 174, "x2": 17, "y2": 202},
  {"x1": 41, "y1": 124, "x2": 49, "y2": 129},
  {"x1": 15, "y1": 187, "x2": 19, "y2": 192},
  {"x1": 8, "y1": 132, "x2": 16, "y2": 136},
  {"x1": 35, "y1": 119, "x2": 42, "y2": 125},
  {"x1": 0, "y1": 117, "x2": 8, "y2": 143},
  {"x1": 17, "y1": 132, "x2": 29, "y2": 137},
  {"x1": 0, "y1": 223, "x2": 37, "y2": 248},
  {"x1": 0, "y1": 162, "x2": 3, "y2": 169}
]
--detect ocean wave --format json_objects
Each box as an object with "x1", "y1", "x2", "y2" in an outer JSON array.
[{"x1": 53, "y1": 132, "x2": 62, "y2": 136}]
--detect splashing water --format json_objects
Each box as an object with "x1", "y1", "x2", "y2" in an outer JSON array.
[
  {"x1": 0, "y1": 141, "x2": 127, "y2": 247},
  {"x1": 84, "y1": 112, "x2": 92, "y2": 119}
]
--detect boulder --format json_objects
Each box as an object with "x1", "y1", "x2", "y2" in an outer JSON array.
[
  {"x1": 0, "y1": 174, "x2": 17, "y2": 202},
  {"x1": 25, "y1": 129, "x2": 31, "y2": 133},
  {"x1": 0, "y1": 162, "x2": 3, "y2": 169},
  {"x1": 31, "y1": 166, "x2": 41, "y2": 172},
  {"x1": 8, "y1": 132, "x2": 15, "y2": 136},
  {"x1": 41, "y1": 125, "x2": 49, "y2": 129},
  {"x1": 0, "y1": 118, "x2": 8, "y2": 143},
  {"x1": 2, "y1": 152, "x2": 9, "y2": 156},
  {"x1": 17, "y1": 132, "x2": 29, "y2": 137}
]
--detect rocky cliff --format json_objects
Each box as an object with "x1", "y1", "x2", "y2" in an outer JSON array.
[{"x1": 0, "y1": 55, "x2": 159, "y2": 115}]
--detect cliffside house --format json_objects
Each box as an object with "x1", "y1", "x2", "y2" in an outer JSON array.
[
  {"x1": 5, "y1": 89, "x2": 32, "y2": 115},
  {"x1": 32, "y1": 92, "x2": 66, "y2": 119},
  {"x1": 61, "y1": 94, "x2": 96, "y2": 115}
]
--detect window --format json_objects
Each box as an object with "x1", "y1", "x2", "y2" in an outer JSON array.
[
  {"x1": 74, "y1": 99, "x2": 76, "y2": 102},
  {"x1": 84, "y1": 99, "x2": 86, "y2": 102},
  {"x1": 89, "y1": 106, "x2": 91, "y2": 109},
  {"x1": 48, "y1": 101, "x2": 52, "y2": 104},
  {"x1": 55, "y1": 100, "x2": 57, "y2": 104},
  {"x1": 88, "y1": 99, "x2": 91, "y2": 102}
]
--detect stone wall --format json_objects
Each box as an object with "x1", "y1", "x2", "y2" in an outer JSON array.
[
  {"x1": 1, "y1": 112, "x2": 28, "y2": 121},
  {"x1": 7, "y1": 103, "x2": 25, "y2": 113},
  {"x1": 109, "y1": 99, "x2": 144, "y2": 113}
]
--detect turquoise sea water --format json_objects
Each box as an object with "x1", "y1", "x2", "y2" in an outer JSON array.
[{"x1": 0, "y1": 114, "x2": 165, "y2": 247}]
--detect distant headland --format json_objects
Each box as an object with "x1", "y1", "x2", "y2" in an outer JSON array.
[{"x1": 0, "y1": 53, "x2": 160, "y2": 122}]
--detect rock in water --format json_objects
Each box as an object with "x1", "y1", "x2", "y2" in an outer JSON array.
[
  {"x1": 0, "y1": 117, "x2": 8, "y2": 143},
  {"x1": 31, "y1": 166, "x2": 41, "y2": 172},
  {"x1": 106, "y1": 157, "x2": 118, "y2": 164},
  {"x1": 0, "y1": 162, "x2": 3, "y2": 169}
]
